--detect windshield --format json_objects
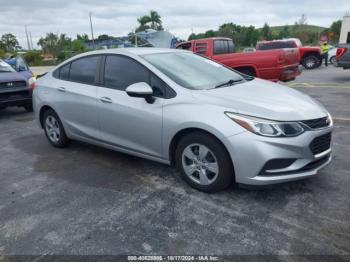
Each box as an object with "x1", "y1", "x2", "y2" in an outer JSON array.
[
  {"x1": 0, "y1": 60, "x2": 15, "y2": 72},
  {"x1": 142, "y1": 52, "x2": 243, "y2": 90}
]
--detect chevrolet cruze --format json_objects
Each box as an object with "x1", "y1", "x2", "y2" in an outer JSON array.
[{"x1": 33, "y1": 48, "x2": 333, "y2": 192}]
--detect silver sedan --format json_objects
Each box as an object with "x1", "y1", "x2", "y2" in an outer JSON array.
[{"x1": 33, "y1": 48, "x2": 333, "y2": 192}]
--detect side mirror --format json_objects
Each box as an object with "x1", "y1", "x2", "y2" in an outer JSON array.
[{"x1": 126, "y1": 82, "x2": 155, "y2": 104}]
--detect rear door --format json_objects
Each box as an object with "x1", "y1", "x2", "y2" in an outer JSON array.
[
  {"x1": 97, "y1": 54, "x2": 165, "y2": 158},
  {"x1": 52, "y1": 55, "x2": 101, "y2": 139}
]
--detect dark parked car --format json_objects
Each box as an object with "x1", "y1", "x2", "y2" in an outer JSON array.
[
  {"x1": 0, "y1": 58, "x2": 35, "y2": 112},
  {"x1": 336, "y1": 44, "x2": 350, "y2": 69}
]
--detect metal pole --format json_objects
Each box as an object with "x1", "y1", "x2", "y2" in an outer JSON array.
[
  {"x1": 89, "y1": 12, "x2": 95, "y2": 49},
  {"x1": 29, "y1": 32, "x2": 34, "y2": 50},
  {"x1": 25, "y1": 25, "x2": 30, "y2": 50},
  {"x1": 135, "y1": 31, "x2": 138, "y2": 47}
]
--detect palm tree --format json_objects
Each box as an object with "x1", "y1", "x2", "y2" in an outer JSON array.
[
  {"x1": 136, "y1": 16, "x2": 151, "y2": 32},
  {"x1": 149, "y1": 10, "x2": 162, "y2": 30},
  {"x1": 136, "y1": 11, "x2": 163, "y2": 32},
  {"x1": 37, "y1": 33, "x2": 68, "y2": 58}
]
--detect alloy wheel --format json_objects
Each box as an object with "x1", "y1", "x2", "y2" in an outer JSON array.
[
  {"x1": 45, "y1": 115, "x2": 61, "y2": 143},
  {"x1": 181, "y1": 143, "x2": 219, "y2": 186}
]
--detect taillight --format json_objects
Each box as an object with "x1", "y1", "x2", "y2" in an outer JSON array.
[{"x1": 336, "y1": 48, "x2": 347, "y2": 59}]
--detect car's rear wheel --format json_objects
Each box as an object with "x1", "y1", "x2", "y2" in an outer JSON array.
[
  {"x1": 175, "y1": 132, "x2": 234, "y2": 193},
  {"x1": 302, "y1": 56, "x2": 319, "y2": 69},
  {"x1": 330, "y1": 56, "x2": 337, "y2": 65},
  {"x1": 43, "y1": 109, "x2": 70, "y2": 148}
]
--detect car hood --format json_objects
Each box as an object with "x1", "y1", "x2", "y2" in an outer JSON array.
[
  {"x1": 191, "y1": 78, "x2": 328, "y2": 121},
  {"x1": 0, "y1": 71, "x2": 29, "y2": 83}
]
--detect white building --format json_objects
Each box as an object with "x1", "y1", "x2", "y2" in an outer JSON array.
[{"x1": 339, "y1": 15, "x2": 350, "y2": 44}]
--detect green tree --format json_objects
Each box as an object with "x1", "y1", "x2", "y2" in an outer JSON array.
[
  {"x1": 24, "y1": 50, "x2": 42, "y2": 65},
  {"x1": 136, "y1": 10, "x2": 163, "y2": 32},
  {"x1": 149, "y1": 10, "x2": 163, "y2": 30},
  {"x1": 278, "y1": 25, "x2": 291, "y2": 39},
  {"x1": 188, "y1": 33, "x2": 197, "y2": 41},
  {"x1": 204, "y1": 30, "x2": 216, "y2": 38},
  {"x1": 0, "y1": 48, "x2": 5, "y2": 58},
  {"x1": 329, "y1": 20, "x2": 342, "y2": 42},
  {"x1": 136, "y1": 16, "x2": 151, "y2": 32},
  {"x1": 261, "y1": 23, "x2": 272, "y2": 40},
  {"x1": 97, "y1": 34, "x2": 112, "y2": 40},
  {"x1": 77, "y1": 34, "x2": 89, "y2": 41},
  {"x1": 1, "y1": 33, "x2": 20, "y2": 52},
  {"x1": 37, "y1": 33, "x2": 68, "y2": 58}
]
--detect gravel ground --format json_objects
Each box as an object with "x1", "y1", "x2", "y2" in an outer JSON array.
[{"x1": 0, "y1": 66, "x2": 349, "y2": 259}]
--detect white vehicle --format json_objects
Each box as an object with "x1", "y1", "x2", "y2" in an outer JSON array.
[
  {"x1": 33, "y1": 48, "x2": 333, "y2": 192},
  {"x1": 328, "y1": 47, "x2": 337, "y2": 64}
]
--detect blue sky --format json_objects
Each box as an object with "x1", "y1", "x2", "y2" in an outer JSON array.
[{"x1": 0, "y1": 0, "x2": 348, "y2": 48}]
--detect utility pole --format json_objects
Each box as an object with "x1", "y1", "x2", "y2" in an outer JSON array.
[
  {"x1": 135, "y1": 30, "x2": 138, "y2": 47},
  {"x1": 29, "y1": 32, "x2": 34, "y2": 50},
  {"x1": 25, "y1": 25, "x2": 31, "y2": 50},
  {"x1": 89, "y1": 12, "x2": 95, "y2": 49}
]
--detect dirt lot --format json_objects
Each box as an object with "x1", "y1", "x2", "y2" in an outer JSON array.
[{"x1": 0, "y1": 66, "x2": 349, "y2": 258}]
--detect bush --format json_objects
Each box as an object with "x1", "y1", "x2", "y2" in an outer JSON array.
[
  {"x1": 24, "y1": 50, "x2": 43, "y2": 66},
  {"x1": 0, "y1": 49, "x2": 5, "y2": 59}
]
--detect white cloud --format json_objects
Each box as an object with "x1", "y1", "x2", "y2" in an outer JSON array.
[{"x1": 0, "y1": 0, "x2": 348, "y2": 49}]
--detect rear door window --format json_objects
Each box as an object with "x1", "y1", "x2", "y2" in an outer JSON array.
[
  {"x1": 69, "y1": 56, "x2": 99, "y2": 85},
  {"x1": 214, "y1": 40, "x2": 226, "y2": 54},
  {"x1": 214, "y1": 40, "x2": 234, "y2": 54}
]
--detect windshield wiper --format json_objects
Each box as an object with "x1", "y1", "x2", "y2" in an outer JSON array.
[{"x1": 214, "y1": 78, "x2": 243, "y2": 89}]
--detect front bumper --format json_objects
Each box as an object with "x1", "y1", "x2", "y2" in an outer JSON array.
[
  {"x1": 222, "y1": 126, "x2": 333, "y2": 185},
  {"x1": 0, "y1": 87, "x2": 32, "y2": 107}
]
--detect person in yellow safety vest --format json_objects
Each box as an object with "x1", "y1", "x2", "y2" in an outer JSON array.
[{"x1": 320, "y1": 42, "x2": 332, "y2": 67}]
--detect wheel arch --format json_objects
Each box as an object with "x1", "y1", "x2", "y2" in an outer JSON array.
[
  {"x1": 233, "y1": 66, "x2": 258, "y2": 77},
  {"x1": 39, "y1": 105, "x2": 55, "y2": 128},
  {"x1": 302, "y1": 51, "x2": 322, "y2": 60},
  {"x1": 168, "y1": 127, "x2": 234, "y2": 170}
]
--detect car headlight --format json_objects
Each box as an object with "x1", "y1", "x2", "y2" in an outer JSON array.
[
  {"x1": 225, "y1": 112, "x2": 305, "y2": 137},
  {"x1": 28, "y1": 77, "x2": 36, "y2": 89}
]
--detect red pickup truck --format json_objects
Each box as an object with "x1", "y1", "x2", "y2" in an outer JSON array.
[
  {"x1": 256, "y1": 38, "x2": 322, "y2": 69},
  {"x1": 176, "y1": 37, "x2": 301, "y2": 82}
]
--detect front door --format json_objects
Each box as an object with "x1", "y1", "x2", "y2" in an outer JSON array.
[{"x1": 97, "y1": 55, "x2": 164, "y2": 158}]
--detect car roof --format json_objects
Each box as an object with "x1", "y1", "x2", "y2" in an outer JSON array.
[{"x1": 79, "y1": 48, "x2": 187, "y2": 57}]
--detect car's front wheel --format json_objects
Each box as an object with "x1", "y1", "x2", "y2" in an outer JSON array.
[
  {"x1": 43, "y1": 109, "x2": 70, "y2": 148},
  {"x1": 175, "y1": 132, "x2": 234, "y2": 193}
]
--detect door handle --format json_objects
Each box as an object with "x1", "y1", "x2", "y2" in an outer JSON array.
[
  {"x1": 100, "y1": 97, "x2": 113, "y2": 103},
  {"x1": 57, "y1": 87, "x2": 66, "y2": 92}
]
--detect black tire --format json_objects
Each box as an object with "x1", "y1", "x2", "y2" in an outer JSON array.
[
  {"x1": 330, "y1": 56, "x2": 337, "y2": 65},
  {"x1": 43, "y1": 109, "x2": 70, "y2": 148},
  {"x1": 24, "y1": 104, "x2": 33, "y2": 112},
  {"x1": 302, "y1": 55, "x2": 319, "y2": 69},
  {"x1": 175, "y1": 132, "x2": 234, "y2": 193}
]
